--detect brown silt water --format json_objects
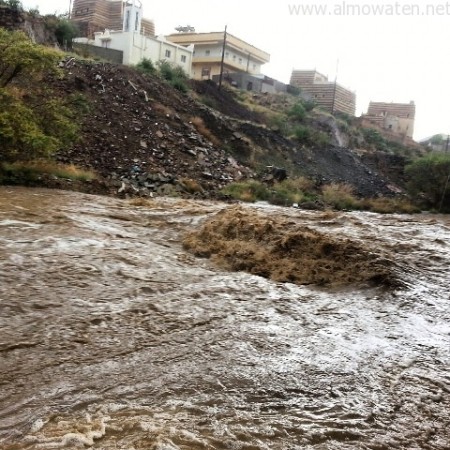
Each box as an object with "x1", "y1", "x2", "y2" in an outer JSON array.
[{"x1": 0, "y1": 187, "x2": 449, "y2": 449}]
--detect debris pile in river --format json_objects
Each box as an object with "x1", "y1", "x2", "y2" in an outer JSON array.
[{"x1": 183, "y1": 206, "x2": 398, "y2": 287}]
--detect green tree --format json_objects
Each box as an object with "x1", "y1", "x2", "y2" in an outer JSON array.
[
  {"x1": 0, "y1": 29, "x2": 60, "y2": 87},
  {"x1": 406, "y1": 153, "x2": 450, "y2": 211},
  {"x1": 0, "y1": 29, "x2": 82, "y2": 162},
  {"x1": 0, "y1": 0, "x2": 22, "y2": 10},
  {"x1": 54, "y1": 18, "x2": 78, "y2": 48},
  {"x1": 430, "y1": 134, "x2": 444, "y2": 145}
]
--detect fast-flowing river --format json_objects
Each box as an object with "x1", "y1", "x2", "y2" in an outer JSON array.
[{"x1": 0, "y1": 187, "x2": 449, "y2": 449}]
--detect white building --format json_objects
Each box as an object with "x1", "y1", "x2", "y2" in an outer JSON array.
[{"x1": 73, "y1": 0, "x2": 193, "y2": 74}]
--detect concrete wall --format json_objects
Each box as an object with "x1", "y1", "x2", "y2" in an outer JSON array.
[
  {"x1": 212, "y1": 72, "x2": 287, "y2": 94},
  {"x1": 73, "y1": 42, "x2": 123, "y2": 63},
  {"x1": 75, "y1": 31, "x2": 193, "y2": 73}
]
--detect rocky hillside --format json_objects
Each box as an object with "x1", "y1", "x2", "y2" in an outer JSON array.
[
  {"x1": 0, "y1": 4, "x2": 419, "y2": 200},
  {"x1": 49, "y1": 58, "x2": 413, "y2": 198}
]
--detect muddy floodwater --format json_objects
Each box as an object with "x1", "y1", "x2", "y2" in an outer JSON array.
[{"x1": 1, "y1": 187, "x2": 449, "y2": 450}]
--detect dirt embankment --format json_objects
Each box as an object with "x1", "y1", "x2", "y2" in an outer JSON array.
[{"x1": 48, "y1": 59, "x2": 406, "y2": 199}]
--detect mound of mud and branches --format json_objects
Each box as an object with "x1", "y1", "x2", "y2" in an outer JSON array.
[{"x1": 183, "y1": 207, "x2": 397, "y2": 287}]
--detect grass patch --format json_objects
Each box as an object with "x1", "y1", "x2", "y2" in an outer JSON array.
[
  {"x1": 178, "y1": 178, "x2": 204, "y2": 194},
  {"x1": 362, "y1": 197, "x2": 420, "y2": 214},
  {"x1": 221, "y1": 180, "x2": 270, "y2": 202},
  {"x1": 222, "y1": 177, "x2": 317, "y2": 206},
  {"x1": 321, "y1": 183, "x2": 361, "y2": 210},
  {"x1": 0, "y1": 161, "x2": 97, "y2": 183},
  {"x1": 190, "y1": 116, "x2": 221, "y2": 146}
]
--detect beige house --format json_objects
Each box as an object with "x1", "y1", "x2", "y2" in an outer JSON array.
[
  {"x1": 364, "y1": 101, "x2": 416, "y2": 139},
  {"x1": 166, "y1": 31, "x2": 270, "y2": 80},
  {"x1": 290, "y1": 70, "x2": 356, "y2": 116}
]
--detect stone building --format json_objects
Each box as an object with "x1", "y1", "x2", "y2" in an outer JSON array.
[
  {"x1": 71, "y1": 0, "x2": 155, "y2": 38},
  {"x1": 290, "y1": 70, "x2": 356, "y2": 116},
  {"x1": 363, "y1": 101, "x2": 415, "y2": 139},
  {"x1": 72, "y1": 0, "x2": 193, "y2": 71}
]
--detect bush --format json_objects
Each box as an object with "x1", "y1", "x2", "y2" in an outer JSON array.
[
  {"x1": 312, "y1": 130, "x2": 331, "y2": 147},
  {"x1": 406, "y1": 153, "x2": 450, "y2": 211},
  {"x1": 322, "y1": 183, "x2": 361, "y2": 210},
  {"x1": 157, "y1": 60, "x2": 189, "y2": 92},
  {"x1": 221, "y1": 181, "x2": 270, "y2": 202},
  {"x1": 288, "y1": 102, "x2": 306, "y2": 121},
  {"x1": 269, "y1": 183, "x2": 305, "y2": 206},
  {"x1": 362, "y1": 128, "x2": 389, "y2": 152},
  {"x1": 170, "y1": 77, "x2": 188, "y2": 93},
  {"x1": 0, "y1": 161, "x2": 96, "y2": 184},
  {"x1": 267, "y1": 113, "x2": 290, "y2": 136},
  {"x1": 302, "y1": 99, "x2": 316, "y2": 112},
  {"x1": 136, "y1": 57, "x2": 156, "y2": 75},
  {"x1": 293, "y1": 125, "x2": 312, "y2": 143},
  {"x1": 362, "y1": 197, "x2": 419, "y2": 214}
]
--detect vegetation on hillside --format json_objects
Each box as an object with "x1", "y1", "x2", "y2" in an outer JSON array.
[
  {"x1": 0, "y1": 29, "x2": 92, "y2": 181},
  {"x1": 406, "y1": 153, "x2": 450, "y2": 212},
  {"x1": 221, "y1": 178, "x2": 418, "y2": 213},
  {"x1": 137, "y1": 58, "x2": 189, "y2": 93}
]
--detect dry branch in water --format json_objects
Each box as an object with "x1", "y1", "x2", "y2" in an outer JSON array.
[{"x1": 183, "y1": 206, "x2": 398, "y2": 288}]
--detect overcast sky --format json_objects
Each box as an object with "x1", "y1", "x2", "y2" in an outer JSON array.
[{"x1": 22, "y1": 0, "x2": 450, "y2": 140}]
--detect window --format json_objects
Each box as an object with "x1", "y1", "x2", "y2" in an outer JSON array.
[
  {"x1": 124, "y1": 10, "x2": 130, "y2": 31},
  {"x1": 165, "y1": 49, "x2": 171, "y2": 58},
  {"x1": 135, "y1": 12, "x2": 139, "y2": 31},
  {"x1": 201, "y1": 67, "x2": 211, "y2": 77},
  {"x1": 239, "y1": 58, "x2": 243, "y2": 65},
  {"x1": 252, "y1": 64, "x2": 257, "y2": 70},
  {"x1": 181, "y1": 55, "x2": 187, "y2": 63},
  {"x1": 75, "y1": 8, "x2": 89, "y2": 15},
  {"x1": 233, "y1": 55, "x2": 236, "y2": 61},
  {"x1": 225, "y1": 51, "x2": 229, "y2": 58},
  {"x1": 205, "y1": 50, "x2": 210, "y2": 56}
]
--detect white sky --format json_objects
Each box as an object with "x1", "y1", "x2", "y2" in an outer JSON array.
[{"x1": 22, "y1": 0, "x2": 450, "y2": 140}]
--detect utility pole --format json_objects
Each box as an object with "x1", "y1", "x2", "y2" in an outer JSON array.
[{"x1": 218, "y1": 25, "x2": 227, "y2": 91}]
